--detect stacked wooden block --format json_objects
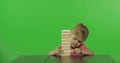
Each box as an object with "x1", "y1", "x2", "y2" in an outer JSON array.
[{"x1": 61, "y1": 30, "x2": 71, "y2": 56}]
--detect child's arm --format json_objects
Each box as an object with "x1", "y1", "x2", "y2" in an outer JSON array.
[
  {"x1": 82, "y1": 50, "x2": 94, "y2": 56},
  {"x1": 49, "y1": 46, "x2": 61, "y2": 56},
  {"x1": 80, "y1": 45, "x2": 94, "y2": 56}
]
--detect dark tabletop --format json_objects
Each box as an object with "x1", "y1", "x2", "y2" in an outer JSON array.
[{"x1": 11, "y1": 55, "x2": 117, "y2": 63}]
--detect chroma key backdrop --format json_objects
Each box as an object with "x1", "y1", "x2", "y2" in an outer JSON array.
[{"x1": 0, "y1": 0, "x2": 120, "y2": 63}]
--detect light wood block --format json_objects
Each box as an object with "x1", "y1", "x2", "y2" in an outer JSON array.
[{"x1": 61, "y1": 30, "x2": 71, "y2": 56}]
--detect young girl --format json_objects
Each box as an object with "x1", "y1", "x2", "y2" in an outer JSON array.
[{"x1": 49, "y1": 23, "x2": 94, "y2": 57}]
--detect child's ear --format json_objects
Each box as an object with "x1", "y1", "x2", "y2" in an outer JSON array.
[{"x1": 81, "y1": 25, "x2": 89, "y2": 41}]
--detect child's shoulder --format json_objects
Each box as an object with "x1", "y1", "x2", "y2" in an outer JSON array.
[{"x1": 79, "y1": 44, "x2": 88, "y2": 50}]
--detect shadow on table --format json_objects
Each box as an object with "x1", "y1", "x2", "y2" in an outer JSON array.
[{"x1": 11, "y1": 55, "x2": 117, "y2": 63}]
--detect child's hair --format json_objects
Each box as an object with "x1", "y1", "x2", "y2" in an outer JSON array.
[{"x1": 72, "y1": 23, "x2": 89, "y2": 41}]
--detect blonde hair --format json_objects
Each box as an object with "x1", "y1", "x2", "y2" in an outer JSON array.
[{"x1": 71, "y1": 23, "x2": 89, "y2": 41}]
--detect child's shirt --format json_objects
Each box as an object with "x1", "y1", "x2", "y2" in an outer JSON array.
[{"x1": 57, "y1": 44, "x2": 88, "y2": 57}]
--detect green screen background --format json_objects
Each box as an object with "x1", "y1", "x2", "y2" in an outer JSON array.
[{"x1": 0, "y1": 0, "x2": 120, "y2": 63}]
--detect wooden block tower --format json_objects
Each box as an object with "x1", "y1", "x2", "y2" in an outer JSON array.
[{"x1": 61, "y1": 30, "x2": 71, "y2": 56}]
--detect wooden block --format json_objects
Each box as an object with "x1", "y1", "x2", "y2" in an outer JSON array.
[
  {"x1": 61, "y1": 30, "x2": 71, "y2": 33},
  {"x1": 62, "y1": 45, "x2": 70, "y2": 48},
  {"x1": 62, "y1": 42, "x2": 70, "y2": 45},
  {"x1": 62, "y1": 53, "x2": 70, "y2": 56},
  {"x1": 62, "y1": 40, "x2": 70, "y2": 41},
  {"x1": 61, "y1": 30, "x2": 71, "y2": 56}
]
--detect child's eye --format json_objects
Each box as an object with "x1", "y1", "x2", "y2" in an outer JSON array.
[
  {"x1": 73, "y1": 38, "x2": 77, "y2": 40},
  {"x1": 78, "y1": 40, "x2": 82, "y2": 43}
]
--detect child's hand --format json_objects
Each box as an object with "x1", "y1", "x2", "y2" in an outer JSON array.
[
  {"x1": 74, "y1": 48, "x2": 82, "y2": 54},
  {"x1": 56, "y1": 50, "x2": 63, "y2": 56},
  {"x1": 49, "y1": 49, "x2": 61, "y2": 56},
  {"x1": 81, "y1": 50, "x2": 94, "y2": 55}
]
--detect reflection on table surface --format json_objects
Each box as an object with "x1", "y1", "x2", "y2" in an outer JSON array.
[{"x1": 11, "y1": 55, "x2": 117, "y2": 63}]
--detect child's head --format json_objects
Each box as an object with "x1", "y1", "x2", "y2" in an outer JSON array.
[{"x1": 70, "y1": 23, "x2": 89, "y2": 48}]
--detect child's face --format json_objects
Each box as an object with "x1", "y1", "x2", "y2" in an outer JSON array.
[{"x1": 70, "y1": 35, "x2": 83, "y2": 48}]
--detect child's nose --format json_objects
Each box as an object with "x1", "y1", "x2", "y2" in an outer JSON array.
[
  {"x1": 74, "y1": 40, "x2": 78, "y2": 43},
  {"x1": 73, "y1": 41, "x2": 78, "y2": 44}
]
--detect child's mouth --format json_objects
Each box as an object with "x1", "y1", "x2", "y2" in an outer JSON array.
[{"x1": 71, "y1": 44, "x2": 78, "y2": 48}]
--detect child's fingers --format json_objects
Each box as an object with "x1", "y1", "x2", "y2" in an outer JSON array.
[{"x1": 74, "y1": 48, "x2": 81, "y2": 54}]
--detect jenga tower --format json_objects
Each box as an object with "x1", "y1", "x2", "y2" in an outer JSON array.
[{"x1": 61, "y1": 30, "x2": 71, "y2": 56}]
